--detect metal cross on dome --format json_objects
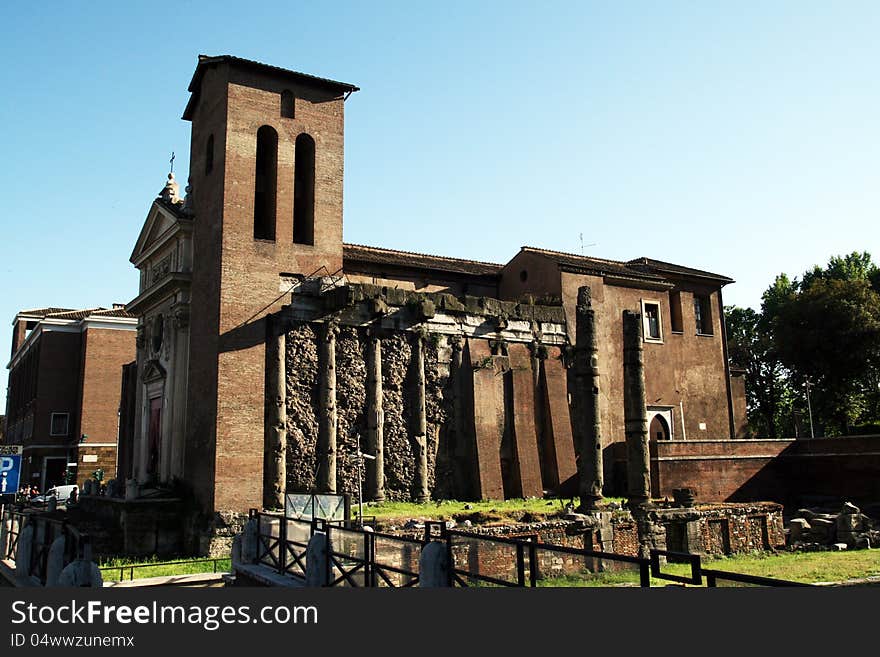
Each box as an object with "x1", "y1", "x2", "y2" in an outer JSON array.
[{"x1": 169, "y1": 151, "x2": 175, "y2": 174}]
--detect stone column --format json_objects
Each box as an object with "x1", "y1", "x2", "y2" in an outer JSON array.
[
  {"x1": 623, "y1": 310, "x2": 650, "y2": 507},
  {"x1": 573, "y1": 287, "x2": 604, "y2": 510},
  {"x1": 413, "y1": 331, "x2": 429, "y2": 502},
  {"x1": 264, "y1": 316, "x2": 287, "y2": 510},
  {"x1": 450, "y1": 336, "x2": 464, "y2": 450},
  {"x1": 317, "y1": 321, "x2": 339, "y2": 494},
  {"x1": 366, "y1": 331, "x2": 385, "y2": 502},
  {"x1": 529, "y1": 339, "x2": 547, "y2": 480}
]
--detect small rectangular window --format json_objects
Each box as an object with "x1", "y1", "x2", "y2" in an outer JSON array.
[
  {"x1": 50, "y1": 413, "x2": 69, "y2": 436},
  {"x1": 641, "y1": 300, "x2": 663, "y2": 342},
  {"x1": 669, "y1": 291, "x2": 683, "y2": 332},
  {"x1": 694, "y1": 294, "x2": 713, "y2": 335},
  {"x1": 281, "y1": 90, "x2": 295, "y2": 119}
]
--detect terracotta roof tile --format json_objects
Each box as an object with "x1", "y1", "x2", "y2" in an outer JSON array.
[
  {"x1": 91, "y1": 308, "x2": 137, "y2": 319},
  {"x1": 17, "y1": 307, "x2": 75, "y2": 318},
  {"x1": 343, "y1": 243, "x2": 503, "y2": 277},
  {"x1": 520, "y1": 247, "x2": 667, "y2": 282},
  {"x1": 25, "y1": 307, "x2": 137, "y2": 323},
  {"x1": 44, "y1": 308, "x2": 105, "y2": 320},
  {"x1": 627, "y1": 257, "x2": 734, "y2": 284}
]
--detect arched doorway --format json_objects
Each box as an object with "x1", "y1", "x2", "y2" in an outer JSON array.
[{"x1": 649, "y1": 414, "x2": 671, "y2": 441}]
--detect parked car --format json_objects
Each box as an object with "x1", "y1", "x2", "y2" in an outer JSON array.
[{"x1": 31, "y1": 484, "x2": 79, "y2": 507}]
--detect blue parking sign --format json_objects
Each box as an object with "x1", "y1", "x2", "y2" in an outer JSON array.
[{"x1": 0, "y1": 454, "x2": 22, "y2": 495}]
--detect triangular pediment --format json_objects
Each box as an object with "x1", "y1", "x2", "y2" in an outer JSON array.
[
  {"x1": 141, "y1": 359, "x2": 167, "y2": 384},
  {"x1": 130, "y1": 201, "x2": 191, "y2": 266}
]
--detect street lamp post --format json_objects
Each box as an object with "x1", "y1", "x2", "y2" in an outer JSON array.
[
  {"x1": 805, "y1": 379, "x2": 815, "y2": 439},
  {"x1": 353, "y1": 434, "x2": 375, "y2": 528}
]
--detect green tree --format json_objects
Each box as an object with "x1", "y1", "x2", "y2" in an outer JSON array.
[
  {"x1": 725, "y1": 305, "x2": 794, "y2": 437},
  {"x1": 800, "y1": 251, "x2": 879, "y2": 290},
  {"x1": 772, "y1": 277, "x2": 880, "y2": 434},
  {"x1": 728, "y1": 252, "x2": 880, "y2": 437}
]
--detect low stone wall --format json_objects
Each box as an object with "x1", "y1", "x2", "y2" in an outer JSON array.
[
  {"x1": 71, "y1": 496, "x2": 187, "y2": 558},
  {"x1": 694, "y1": 503, "x2": 785, "y2": 554},
  {"x1": 385, "y1": 501, "x2": 784, "y2": 565}
]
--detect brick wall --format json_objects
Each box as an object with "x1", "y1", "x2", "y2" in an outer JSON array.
[
  {"x1": 77, "y1": 445, "x2": 118, "y2": 487},
  {"x1": 651, "y1": 436, "x2": 880, "y2": 504},
  {"x1": 185, "y1": 59, "x2": 348, "y2": 515},
  {"x1": 77, "y1": 327, "x2": 135, "y2": 451}
]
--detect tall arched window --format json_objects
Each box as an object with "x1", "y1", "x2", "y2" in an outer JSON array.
[
  {"x1": 293, "y1": 133, "x2": 315, "y2": 245},
  {"x1": 254, "y1": 125, "x2": 278, "y2": 240},
  {"x1": 281, "y1": 90, "x2": 295, "y2": 119},
  {"x1": 205, "y1": 134, "x2": 214, "y2": 175}
]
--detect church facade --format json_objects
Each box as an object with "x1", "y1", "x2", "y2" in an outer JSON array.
[{"x1": 126, "y1": 55, "x2": 745, "y2": 519}]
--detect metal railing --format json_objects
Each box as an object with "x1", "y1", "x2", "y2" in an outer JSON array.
[
  {"x1": 442, "y1": 525, "x2": 651, "y2": 588},
  {"x1": 649, "y1": 548, "x2": 703, "y2": 586},
  {"x1": 99, "y1": 557, "x2": 231, "y2": 582},
  {"x1": 702, "y1": 568, "x2": 810, "y2": 587},
  {"x1": 250, "y1": 510, "x2": 811, "y2": 588},
  {"x1": 256, "y1": 510, "x2": 316, "y2": 579},
  {"x1": 256, "y1": 513, "x2": 424, "y2": 587}
]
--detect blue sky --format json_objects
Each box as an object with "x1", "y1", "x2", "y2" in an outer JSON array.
[{"x1": 1, "y1": 1, "x2": 878, "y2": 410}]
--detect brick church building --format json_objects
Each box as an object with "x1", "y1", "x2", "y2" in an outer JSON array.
[{"x1": 125, "y1": 55, "x2": 745, "y2": 523}]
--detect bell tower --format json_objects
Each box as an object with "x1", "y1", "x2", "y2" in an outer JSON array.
[{"x1": 181, "y1": 55, "x2": 358, "y2": 520}]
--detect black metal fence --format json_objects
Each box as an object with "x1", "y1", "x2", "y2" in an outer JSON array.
[
  {"x1": 99, "y1": 557, "x2": 231, "y2": 583},
  {"x1": 255, "y1": 511, "x2": 423, "y2": 587},
  {"x1": 441, "y1": 525, "x2": 651, "y2": 588},
  {"x1": 251, "y1": 509, "x2": 815, "y2": 588},
  {"x1": 702, "y1": 568, "x2": 810, "y2": 587}
]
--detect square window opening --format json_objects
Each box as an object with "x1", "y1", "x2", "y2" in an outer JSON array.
[{"x1": 50, "y1": 413, "x2": 69, "y2": 437}]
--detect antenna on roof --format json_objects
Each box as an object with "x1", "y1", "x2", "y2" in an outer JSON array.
[{"x1": 578, "y1": 233, "x2": 596, "y2": 254}]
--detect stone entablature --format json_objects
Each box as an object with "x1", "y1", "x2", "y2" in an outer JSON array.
[{"x1": 279, "y1": 279, "x2": 568, "y2": 345}]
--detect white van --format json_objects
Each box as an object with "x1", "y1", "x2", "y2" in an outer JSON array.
[{"x1": 32, "y1": 484, "x2": 79, "y2": 506}]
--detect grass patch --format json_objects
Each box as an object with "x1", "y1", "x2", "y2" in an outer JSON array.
[
  {"x1": 359, "y1": 497, "x2": 625, "y2": 527},
  {"x1": 98, "y1": 555, "x2": 231, "y2": 581},
  {"x1": 526, "y1": 550, "x2": 880, "y2": 587},
  {"x1": 658, "y1": 550, "x2": 880, "y2": 585}
]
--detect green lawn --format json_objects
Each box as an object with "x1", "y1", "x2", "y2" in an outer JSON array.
[
  {"x1": 530, "y1": 550, "x2": 880, "y2": 587},
  {"x1": 663, "y1": 549, "x2": 880, "y2": 585},
  {"x1": 358, "y1": 497, "x2": 625, "y2": 526},
  {"x1": 98, "y1": 556, "x2": 231, "y2": 582}
]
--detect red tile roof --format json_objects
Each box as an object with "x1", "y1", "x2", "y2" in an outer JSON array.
[
  {"x1": 343, "y1": 243, "x2": 503, "y2": 278},
  {"x1": 16, "y1": 307, "x2": 75, "y2": 318},
  {"x1": 519, "y1": 247, "x2": 667, "y2": 282},
  {"x1": 25, "y1": 307, "x2": 136, "y2": 321},
  {"x1": 626, "y1": 257, "x2": 735, "y2": 284}
]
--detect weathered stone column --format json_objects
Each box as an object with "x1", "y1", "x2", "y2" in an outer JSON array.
[
  {"x1": 573, "y1": 287, "x2": 604, "y2": 510},
  {"x1": 317, "y1": 321, "x2": 339, "y2": 493},
  {"x1": 412, "y1": 330, "x2": 429, "y2": 502},
  {"x1": 449, "y1": 336, "x2": 464, "y2": 450},
  {"x1": 529, "y1": 339, "x2": 547, "y2": 479},
  {"x1": 366, "y1": 331, "x2": 385, "y2": 502},
  {"x1": 264, "y1": 316, "x2": 287, "y2": 510},
  {"x1": 623, "y1": 310, "x2": 650, "y2": 507}
]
